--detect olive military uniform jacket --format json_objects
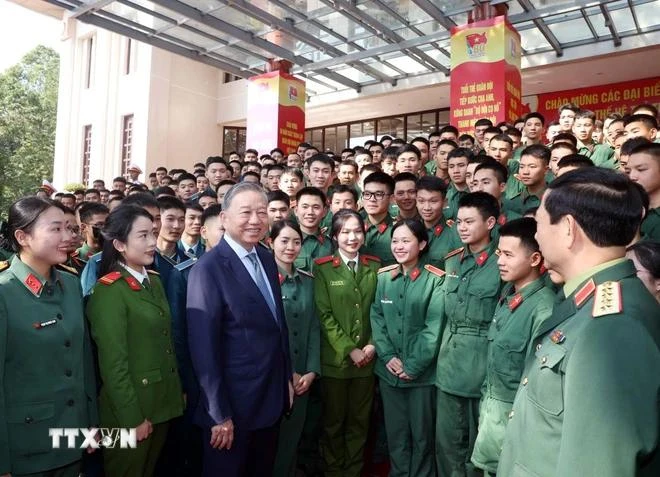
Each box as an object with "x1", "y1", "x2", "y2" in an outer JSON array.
[
  {"x1": 361, "y1": 213, "x2": 396, "y2": 266},
  {"x1": 86, "y1": 267, "x2": 183, "y2": 429},
  {"x1": 498, "y1": 259, "x2": 660, "y2": 477},
  {"x1": 370, "y1": 263, "x2": 445, "y2": 387},
  {"x1": 314, "y1": 253, "x2": 380, "y2": 379},
  {"x1": 0, "y1": 259, "x2": 98, "y2": 475},
  {"x1": 641, "y1": 207, "x2": 660, "y2": 241}
]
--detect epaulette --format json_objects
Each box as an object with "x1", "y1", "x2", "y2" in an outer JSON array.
[
  {"x1": 361, "y1": 254, "x2": 381, "y2": 264},
  {"x1": 99, "y1": 271, "x2": 122, "y2": 285},
  {"x1": 314, "y1": 255, "x2": 334, "y2": 266},
  {"x1": 424, "y1": 264, "x2": 446, "y2": 277},
  {"x1": 378, "y1": 264, "x2": 399, "y2": 274},
  {"x1": 0, "y1": 260, "x2": 9, "y2": 272},
  {"x1": 57, "y1": 264, "x2": 78, "y2": 276},
  {"x1": 592, "y1": 281, "x2": 622, "y2": 318},
  {"x1": 297, "y1": 268, "x2": 314, "y2": 278},
  {"x1": 444, "y1": 247, "x2": 464, "y2": 260},
  {"x1": 175, "y1": 257, "x2": 197, "y2": 272},
  {"x1": 147, "y1": 269, "x2": 160, "y2": 275}
]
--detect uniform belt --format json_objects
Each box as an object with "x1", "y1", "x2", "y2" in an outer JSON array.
[{"x1": 449, "y1": 323, "x2": 490, "y2": 336}]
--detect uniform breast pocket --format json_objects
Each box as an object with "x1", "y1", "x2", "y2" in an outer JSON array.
[
  {"x1": 526, "y1": 346, "x2": 566, "y2": 416},
  {"x1": 7, "y1": 401, "x2": 55, "y2": 453},
  {"x1": 134, "y1": 368, "x2": 163, "y2": 414},
  {"x1": 492, "y1": 338, "x2": 528, "y2": 379}
]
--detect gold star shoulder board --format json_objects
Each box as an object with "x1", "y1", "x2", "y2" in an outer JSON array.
[
  {"x1": 0, "y1": 261, "x2": 9, "y2": 272},
  {"x1": 424, "y1": 264, "x2": 446, "y2": 278},
  {"x1": 444, "y1": 247, "x2": 464, "y2": 260},
  {"x1": 378, "y1": 264, "x2": 398, "y2": 275},
  {"x1": 297, "y1": 268, "x2": 314, "y2": 278},
  {"x1": 592, "y1": 281, "x2": 622, "y2": 318}
]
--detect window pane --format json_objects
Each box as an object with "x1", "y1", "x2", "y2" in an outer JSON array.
[
  {"x1": 324, "y1": 126, "x2": 337, "y2": 153},
  {"x1": 336, "y1": 125, "x2": 348, "y2": 152},
  {"x1": 422, "y1": 112, "x2": 437, "y2": 136},
  {"x1": 349, "y1": 123, "x2": 363, "y2": 148},
  {"x1": 406, "y1": 114, "x2": 422, "y2": 141},
  {"x1": 377, "y1": 117, "x2": 404, "y2": 139},
  {"x1": 311, "y1": 129, "x2": 323, "y2": 149}
]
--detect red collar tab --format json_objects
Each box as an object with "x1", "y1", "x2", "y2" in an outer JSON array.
[
  {"x1": 317, "y1": 233, "x2": 325, "y2": 245},
  {"x1": 332, "y1": 256, "x2": 342, "y2": 267},
  {"x1": 409, "y1": 268, "x2": 421, "y2": 281},
  {"x1": 278, "y1": 272, "x2": 285, "y2": 285},
  {"x1": 434, "y1": 224, "x2": 443, "y2": 236},
  {"x1": 550, "y1": 329, "x2": 566, "y2": 344},
  {"x1": 476, "y1": 250, "x2": 489, "y2": 266},
  {"x1": 24, "y1": 273, "x2": 43, "y2": 296},
  {"x1": 574, "y1": 278, "x2": 596, "y2": 308},
  {"x1": 125, "y1": 276, "x2": 142, "y2": 291},
  {"x1": 377, "y1": 223, "x2": 388, "y2": 234},
  {"x1": 539, "y1": 261, "x2": 547, "y2": 275},
  {"x1": 498, "y1": 214, "x2": 507, "y2": 226},
  {"x1": 508, "y1": 293, "x2": 523, "y2": 311}
]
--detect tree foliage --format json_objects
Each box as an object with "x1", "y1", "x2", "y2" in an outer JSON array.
[{"x1": 0, "y1": 45, "x2": 59, "y2": 217}]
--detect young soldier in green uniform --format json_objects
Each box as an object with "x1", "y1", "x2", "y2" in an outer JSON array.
[
  {"x1": 0, "y1": 198, "x2": 98, "y2": 477},
  {"x1": 435, "y1": 192, "x2": 503, "y2": 477},
  {"x1": 498, "y1": 168, "x2": 660, "y2": 477},
  {"x1": 443, "y1": 148, "x2": 472, "y2": 221},
  {"x1": 155, "y1": 196, "x2": 188, "y2": 290},
  {"x1": 314, "y1": 209, "x2": 380, "y2": 477},
  {"x1": 471, "y1": 218, "x2": 554, "y2": 475},
  {"x1": 76, "y1": 202, "x2": 109, "y2": 260},
  {"x1": 473, "y1": 158, "x2": 522, "y2": 230},
  {"x1": 371, "y1": 219, "x2": 445, "y2": 477},
  {"x1": 271, "y1": 220, "x2": 321, "y2": 477},
  {"x1": 416, "y1": 176, "x2": 460, "y2": 268},
  {"x1": 504, "y1": 145, "x2": 550, "y2": 216},
  {"x1": 294, "y1": 187, "x2": 333, "y2": 272},
  {"x1": 426, "y1": 139, "x2": 457, "y2": 179},
  {"x1": 361, "y1": 172, "x2": 396, "y2": 265},
  {"x1": 573, "y1": 109, "x2": 618, "y2": 169},
  {"x1": 628, "y1": 143, "x2": 660, "y2": 240},
  {"x1": 392, "y1": 173, "x2": 420, "y2": 222},
  {"x1": 488, "y1": 134, "x2": 525, "y2": 200},
  {"x1": 307, "y1": 155, "x2": 336, "y2": 232},
  {"x1": 87, "y1": 205, "x2": 183, "y2": 477}
]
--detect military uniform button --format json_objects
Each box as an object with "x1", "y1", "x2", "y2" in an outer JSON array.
[
  {"x1": 56, "y1": 313, "x2": 63, "y2": 320},
  {"x1": 354, "y1": 288, "x2": 358, "y2": 292},
  {"x1": 142, "y1": 378, "x2": 149, "y2": 385},
  {"x1": 65, "y1": 369, "x2": 72, "y2": 377},
  {"x1": 67, "y1": 399, "x2": 75, "y2": 406},
  {"x1": 541, "y1": 356, "x2": 547, "y2": 364},
  {"x1": 162, "y1": 329, "x2": 168, "y2": 335},
  {"x1": 293, "y1": 331, "x2": 298, "y2": 336},
  {"x1": 170, "y1": 367, "x2": 175, "y2": 373},
  {"x1": 508, "y1": 410, "x2": 514, "y2": 419},
  {"x1": 355, "y1": 303, "x2": 360, "y2": 308},
  {"x1": 356, "y1": 335, "x2": 360, "y2": 340},
  {"x1": 461, "y1": 277, "x2": 467, "y2": 282},
  {"x1": 166, "y1": 348, "x2": 172, "y2": 354},
  {"x1": 536, "y1": 343, "x2": 542, "y2": 351},
  {"x1": 25, "y1": 416, "x2": 33, "y2": 424},
  {"x1": 355, "y1": 319, "x2": 360, "y2": 324},
  {"x1": 522, "y1": 377, "x2": 528, "y2": 386},
  {"x1": 64, "y1": 340, "x2": 71, "y2": 348}
]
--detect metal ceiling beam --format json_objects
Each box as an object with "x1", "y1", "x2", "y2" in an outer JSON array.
[
  {"x1": 600, "y1": 3, "x2": 622, "y2": 46},
  {"x1": 148, "y1": 0, "x2": 362, "y2": 91},
  {"x1": 69, "y1": 0, "x2": 114, "y2": 19},
  {"x1": 580, "y1": 8, "x2": 599, "y2": 40},
  {"x1": 628, "y1": 0, "x2": 641, "y2": 34},
  {"x1": 518, "y1": 0, "x2": 563, "y2": 57},
  {"x1": 410, "y1": 0, "x2": 457, "y2": 32}
]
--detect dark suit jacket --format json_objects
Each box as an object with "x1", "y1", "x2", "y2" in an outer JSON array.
[{"x1": 186, "y1": 238, "x2": 292, "y2": 431}]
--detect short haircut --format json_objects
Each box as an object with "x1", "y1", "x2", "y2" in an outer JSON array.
[
  {"x1": 439, "y1": 125, "x2": 459, "y2": 136},
  {"x1": 458, "y1": 191, "x2": 500, "y2": 220},
  {"x1": 556, "y1": 154, "x2": 594, "y2": 171},
  {"x1": 416, "y1": 175, "x2": 448, "y2": 196},
  {"x1": 61, "y1": 193, "x2": 76, "y2": 201},
  {"x1": 630, "y1": 142, "x2": 660, "y2": 162},
  {"x1": 296, "y1": 186, "x2": 326, "y2": 204},
  {"x1": 74, "y1": 189, "x2": 85, "y2": 195},
  {"x1": 330, "y1": 184, "x2": 358, "y2": 202},
  {"x1": 475, "y1": 118, "x2": 493, "y2": 128},
  {"x1": 546, "y1": 168, "x2": 644, "y2": 246},
  {"x1": 281, "y1": 167, "x2": 304, "y2": 180},
  {"x1": 85, "y1": 188, "x2": 100, "y2": 196},
  {"x1": 524, "y1": 112, "x2": 545, "y2": 125},
  {"x1": 339, "y1": 159, "x2": 359, "y2": 172},
  {"x1": 438, "y1": 139, "x2": 459, "y2": 149},
  {"x1": 194, "y1": 162, "x2": 206, "y2": 169},
  {"x1": 240, "y1": 171, "x2": 261, "y2": 182},
  {"x1": 410, "y1": 137, "x2": 430, "y2": 148},
  {"x1": 245, "y1": 148, "x2": 258, "y2": 156},
  {"x1": 198, "y1": 190, "x2": 218, "y2": 200},
  {"x1": 521, "y1": 144, "x2": 551, "y2": 164},
  {"x1": 575, "y1": 109, "x2": 596, "y2": 122},
  {"x1": 632, "y1": 103, "x2": 659, "y2": 119},
  {"x1": 206, "y1": 156, "x2": 229, "y2": 168},
  {"x1": 458, "y1": 134, "x2": 476, "y2": 144},
  {"x1": 391, "y1": 219, "x2": 429, "y2": 255},
  {"x1": 498, "y1": 217, "x2": 539, "y2": 254},
  {"x1": 178, "y1": 172, "x2": 197, "y2": 184},
  {"x1": 489, "y1": 134, "x2": 513, "y2": 147},
  {"x1": 185, "y1": 203, "x2": 204, "y2": 214},
  {"x1": 92, "y1": 179, "x2": 105, "y2": 185},
  {"x1": 468, "y1": 154, "x2": 489, "y2": 166},
  {"x1": 267, "y1": 164, "x2": 285, "y2": 174},
  {"x1": 79, "y1": 202, "x2": 109, "y2": 223},
  {"x1": 627, "y1": 240, "x2": 660, "y2": 280},
  {"x1": 363, "y1": 171, "x2": 395, "y2": 194},
  {"x1": 201, "y1": 204, "x2": 223, "y2": 225},
  {"x1": 157, "y1": 195, "x2": 186, "y2": 213},
  {"x1": 267, "y1": 190, "x2": 290, "y2": 206},
  {"x1": 483, "y1": 126, "x2": 502, "y2": 137},
  {"x1": 307, "y1": 153, "x2": 334, "y2": 170},
  {"x1": 153, "y1": 186, "x2": 176, "y2": 197},
  {"x1": 621, "y1": 137, "x2": 653, "y2": 157},
  {"x1": 553, "y1": 132, "x2": 578, "y2": 146},
  {"x1": 369, "y1": 142, "x2": 384, "y2": 150},
  {"x1": 216, "y1": 179, "x2": 236, "y2": 190},
  {"x1": 505, "y1": 127, "x2": 522, "y2": 139},
  {"x1": 397, "y1": 144, "x2": 421, "y2": 159},
  {"x1": 550, "y1": 142, "x2": 578, "y2": 155},
  {"x1": 155, "y1": 166, "x2": 168, "y2": 173},
  {"x1": 243, "y1": 161, "x2": 262, "y2": 172},
  {"x1": 448, "y1": 147, "x2": 473, "y2": 161},
  {"x1": 112, "y1": 176, "x2": 127, "y2": 184},
  {"x1": 394, "y1": 172, "x2": 418, "y2": 185},
  {"x1": 382, "y1": 145, "x2": 400, "y2": 160},
  {"x1": 149, "y1": 172, "x2": 157, "y2": 178},
  {"x1": 270, "y1": 147, "x2": 284, "y2": 156},
  {"x1": 559, "y1": 103, "x2": 580, "y2": 114},
  {"x1": 121, "y1": 192, "x2": 159, "y2": 209},
  {"x1": 474, "y1": 158, "x2": 508, "y2": 183},
  {"x1": 360, "y1": 164, "x2": 381, "y2": 175},
  {"x1": 428, "y1": 130, "x2": 441, "y2": 139},
  {"x1": 623, "y1": 114, "x2": 658, "y2": 130},
  {"x1": 380, "y1": 135, "x2": 393, "y2": 142},
  {"x1": 354, "y1": 148, "x2": 373, "y2": 159},
  {"x1": 606, "y1": 112, "x2": 623, "y2": 122},
  {"x1": 390, "y1": 138, "x2": 407, "y2": 147}
]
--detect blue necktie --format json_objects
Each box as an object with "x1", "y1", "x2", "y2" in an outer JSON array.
[{"x1": 247, "y1": 252, "x2": 277, "y2": 321}]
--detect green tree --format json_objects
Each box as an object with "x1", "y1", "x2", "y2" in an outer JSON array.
[{"x1": 0, "y1": 45, "x2": 59, "y2": 217}]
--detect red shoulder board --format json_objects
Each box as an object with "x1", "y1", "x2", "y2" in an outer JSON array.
[
  {"x1": 446, "y1": 219, "x2": 455, "y2": 228},
  {"x1": 124, "y1": 276, "x2": 142, "y2": 291},
  {"x1": 476, "y1": 250, "x2": 489, "y2": 266},
  {"x1": 444, "y1": 247, "x2": 464, "y2": 260},
  {"x1": 498, "y1": 214, "x2": 507, "y2": 226},
  {"x1": 99, "y1": 271, "x2": 122, "y2": 285},
  {"x1": 278, "y1": 272, "x2": 285, "y2": 285},
  {"x1": 409, "y1": 267, "x2": 421, "y2": 281},
  {"x1": 361, "y1": 254, "x2": 381, "y2": 266},
  {"x1": 574, "y1": 278, "x2": 596, "y2": 308},
  {"x1": 508, "y1": 293, "x2": 523, "y2": 311},
  {"x1": 314, "y1": 256, "x2": 334, "y2": 266},
  {"x1": 424, "y1": 264, "x2": 446, "y2": 278},
  {"x1": 434, "y1": 224, "x2": 443, "y2": 236},
  {"x1": 377, "y1": 223, "x2": 388, "y2": 234}
]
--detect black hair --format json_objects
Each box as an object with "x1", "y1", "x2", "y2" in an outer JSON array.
[
  {"x1": 206, "y1": 156, "x2": 229, "y2": 168},
  {"x1": 201, "y1": 204, "x2": 222, "y2": 225},
  {"x1": 632, "y1": 103, "x2": 659, "y2": 119},
  {"x1": 354, "y1": 148, "x2": 373, "y2": 159},
  {"x1": 307, "y1": 154, "x2": 335, "y2": 170},
  {"x1": 380, "y1": 135, "x2": 393, "y2": 142},
  {"x1": 558, "y1": 102, "x2": 580, "y2": 115},
  {"x1": 458, "y1": 134, "x2": 475, "y2": 144},
  {"x1": 627, "y1": 240, "x2": 660, "y2": 280},
  {"x1": 267, "y1": 190, "x2": 291, "y2": 206},
  {"x1": 623, "y1": 114, "x2": 659, "y2": 130},
  {"x1": 447, "y1": 147, "x2": 473, "y2": 161},
  {"x1": 153, "y1": 186, "x2": 176, "y2": 197},
  {"x1": 270, "y1": 148, "x2": 284, "y2": 156},
  {"x1": 267, "y1": 164, "x2": 285, "y2": 173},
  {"x1": 458, "y1": 192, "x2": 500, "y2": 221},
  {"x1": 524, "y1": 112, "x2": 545, "y2": 126},
  {"x1": 621, "y1": 137, "x2": 652, "y2": 157},
  {"x1": 390, "y1": 138, "x2": 407, "y2": 147},
  {"x1": 397, "y1": 144, "x2": 421, "y2": 160},
  {"x1": 416, "y1": 175, "x2": 448, "y2": 196},
  {"x1": 61, "y1": 193, "x2": 76, "y2": 201},
  {"x1": 474, "y1": 158, "x2": 508, "y2": 183},
  {"x1": 550, "y1": 142, "x2": 578, "y2": 154},
  {"x1": 73, "y1": 189, "x2": 85, "y2": 196},
  {"x1": 556, "y1": 154, "x2": 595, "y2": 170},
  {"x1": 185, "y1": 203, "x2": 204, "y2": 214},
  {"x1": 85, "y1": 188, "x2": 100, "y2": 197},
  {"x1": 178, "y1": 172, "x2": 197, "y2": 184},
  {"x1": 121, "y1": 192, "x2": 159, "y2": 209},
  {"x1": 489, "y1": 134, "x2": 513, "y2": 147},
  {"x1": 155, "y1": 166, "x2": 168, "y2": 173},
  {"x1": 475, "y1": 118, "x2": 493, "y2": 128},
  {"x1": 98, "y1": 205, "x2": 154, "y2": 277},
  {"x1": 92, "y1": 179, "x2": 105, "y2": 185},
  {"x1": 630, "y1": 142, "x2": 660, "y2": 162},
  {"x1": 363, "y1": 171, "x2": 395, "y2": 194},
  {"x1": 4, "y1": 198, "x2": 58, "y2": 253},
  {"x1": 216, "y1": 179, "x2": 236, "y2": 190},
  {"x1": 330, "y1": 184, "x2": 359, "y2": 203},
  {"x1": 552, "y1": 132, "x2": 578, "y2": 146},
  {"x1": 296, "y1": 186, "x2": 327, "y2": 204},
  {"x1": 330, "y1": 209, "x2": 365, "y2": 241},
  {"x1": 440, "y1": 125, "x2": 459, "y2": 136},
  {"x1": 112, "y1": 177, "x2": 127, "y2": 184},
  {"x1": 505, "y1": 127, "x2": 522, "y2": 139},
  {"x1": 438, "y1": 139, "x2": 458, "y2": 149},
  {"x1": 339, "y1": 159, "x2": 359, "y2": 172},
  {"x1": 245, "y1": 148, "x2": 258, "y2": 156},
  {"x1": 282, "y1": 167, "x2": 304, "y2": 180},
  {"x1": 391, "y1": 219, "x2": 429, "y2": 257},
  {"x1": 394, "y1": 172, "x2": 418, "y2": 185},
  {"x1": 410, "y1": 137, "x2": 430, "y2": 148},
  {"x1": 521, "y1": 144, "x2": 551, "y2": 164},
  {"x1": 193, "y1": 162, "x2": 206, "y2": 170},
  {"x1": 545, "y1": 168, "x2": 643, "y2": 246},
  {"x1": 198, "y1": 190, "x2": 218, "y2": 200},
  {"x1": 381, "y1": 145, "x2": 400, "y2": 160},
  {"x1": 270, "y1": 219, "x2": 303, "y2": 242},
  {"x1": 241, "y1": 171, "x2": 261, "y2": 182},
  {"x1": 483, "y1": 126, "x2": 502, "y2": 137},
  {"x1": 498, "y1": 217, "x2": 540, "y2": 254},
  {"x1": 368, "y1": 142, "x2": 384, "y2": 151},
  {"x1": 79, "y1": 202, "x2": 109, "y2": 223},
  {"x1": 157, "y1": 195, "x2": 186, "y2": 213},
  {"x1": 575, "y1": 109, "x2": 596, "y2": 122}
]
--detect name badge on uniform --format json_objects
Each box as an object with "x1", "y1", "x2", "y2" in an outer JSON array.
[
  {"x1": 380, "y1": 298, "x2": 393, "y2": 304},
  {"x1": 447, "y1": 272, "x2": 459, "y2": 279},
  {"x1": 33, "y1": 319, "x2": 57, "y2": 329},
  {"x1": 330, "y1": 280, "x2": 345, "y2": 286}
]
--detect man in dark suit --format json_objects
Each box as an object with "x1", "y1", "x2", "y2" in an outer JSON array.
[{"x1": 187, "y1": 182, "x2": 293, "y2": 477}]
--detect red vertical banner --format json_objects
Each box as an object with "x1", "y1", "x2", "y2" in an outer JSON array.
[
  {"x1": 450, "y1": 16, "x2": 522, "y2": 134},
  {"x1": 247, "y1": 71, "x2": 306, "y2": 154}
]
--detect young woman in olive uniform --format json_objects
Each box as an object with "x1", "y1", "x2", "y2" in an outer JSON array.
[
  {"x1": 86, "y1": 205, "x2": 183, "y2": 477},
  {"x1": 270, "y1": 220, "x2": 321, "y2": 477},
  {"x1": 0, "y1": 197, "x2": 98, "y2": 477},
  {"x1": 371, "y1": 219, "x2": 445, "y2": 477},
  {"x1": 314, "y1": 209, "x2": 380, "y2": 477}
]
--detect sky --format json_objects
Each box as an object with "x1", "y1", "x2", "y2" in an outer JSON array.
[{"x1": 0, "y1": 1, "x2": 63, "y2": 72}]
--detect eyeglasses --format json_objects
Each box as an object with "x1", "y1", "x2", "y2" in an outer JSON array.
[{"x1": 362, "y1": 191, "x2": 391, "y2": 201}]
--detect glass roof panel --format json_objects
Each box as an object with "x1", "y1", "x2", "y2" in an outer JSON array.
[
  {"x1": 362, "y1": 60, "x2": 403, "y2": 78},
  {"x1": 635, "y1": 1, "x2": 660, "y2": 30},
  {"x1": 529, "y1": 0, "x2": 578, "y2": 8},
  {"x1": 609, "y1": 6, "x2": 639, "y2": 33},
  {"x1": 353, "y1": 34, "x2": 388, "y2": 50},
  {"x1": 164, "y1": 25, "x2": 222, "y2": 50},
  {"x1": 431, "y1": 0, "x2": 476, "y2": 15},
  {"x1": 586, "y1": 10, "x2": 612, "y2": 38},
  {"x1": 548, "y1": 17, "x2": 593, "y2": 43},
  {"x1": 208, "y1": 6, "x2": 270, "y2": 36},
  {"x1": 102, "y1": 1, "x2": 173, "y2": 32},
  {"x1": 517, "y1": 21, "x2": 552, "y2": 51},
  {"x1": 314, "y1": 10, "x2": 366, "y2": 38},
  {"x1": 330, "y1": 66, "x2": 377, "y2": 83},
  {"x1": 385, "y1": 55, "x2": 430, "y2": 74}
]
